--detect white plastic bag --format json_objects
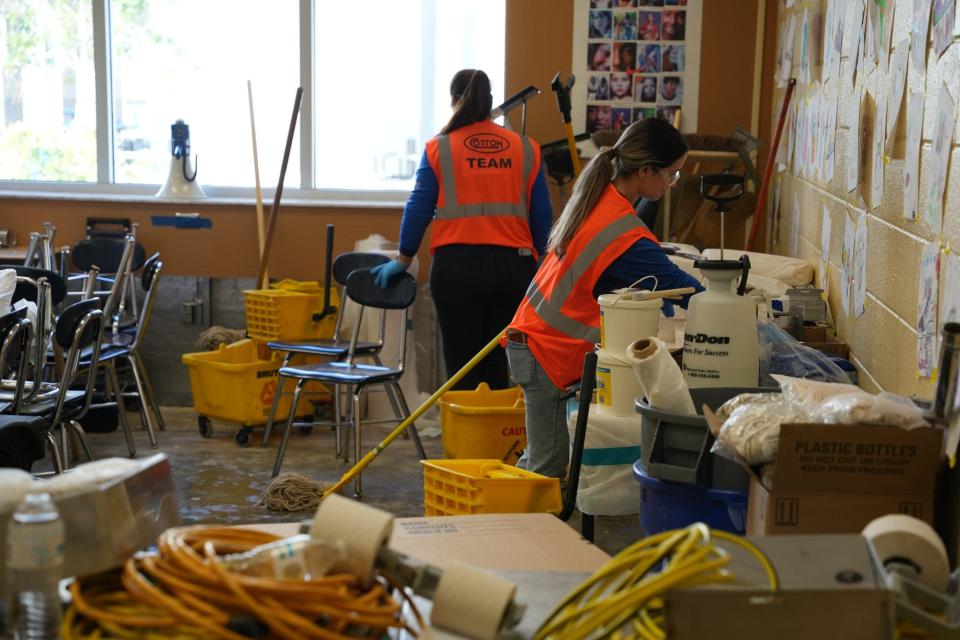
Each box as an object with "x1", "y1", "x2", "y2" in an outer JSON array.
[
  {"x1": 0, "y1": 268, "x2": 16, "y2": 312},
  {"x1": 568, "y1": 406, "x2": 642, "y2": 516}
]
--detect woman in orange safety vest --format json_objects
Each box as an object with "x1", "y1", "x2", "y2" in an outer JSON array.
[
  {"x1": 372, "y1": 69, "x2": 553, "y2": 391},
  {"x1": 506, "y1": 118, "x2": 702, "y2": 478}
]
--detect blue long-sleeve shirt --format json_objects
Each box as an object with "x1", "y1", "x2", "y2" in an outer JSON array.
[
  {"x1": 594, "y1": 237, "x2": 704, "y2": 311},
  {"x1": 398, "y1": 151, "x2": 553, "y2": 258}
]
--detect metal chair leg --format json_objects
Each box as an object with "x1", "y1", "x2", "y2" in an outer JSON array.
[
  {"x1": 390, "y1": 382, "x2": 426, "y2": 460},
  {"x1": 60, "y1": 417, "x2": 71, "y2": 470},
  {"x1": 333, "y1": 382, "x2": 343, "y2": 460},
  {"x1": 130, "y1": 352, "x2": 164, "y2": 432},
  {"x1": 107, "y1": 364, "x2": 136, "y2": 458},
  {"x1": 125, "y1": 356, "x2": 158, "y2": 448},
  {"x1": 271, "y1": 379, "x2": 305, "y2": 478},
  {"x1": 45, "y1": 431, "x2": 64, "y2": 474},
  {"x1": 261, "y1": 373, "x2": 287, "y2": 447},
  {"x1": 67, "y1": 420, "x2": 95, "y2": 462},
  {"x1": 353, "y1": 390, "x2": 363, "y2": 498}
]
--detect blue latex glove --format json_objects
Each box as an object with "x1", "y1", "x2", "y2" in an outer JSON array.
[
  {"x1": 371, "y1": 260, "x2": 409, "y2": 288},
  {"x1": 661, "y1": 298, "x2": 676, "y2": 318}
]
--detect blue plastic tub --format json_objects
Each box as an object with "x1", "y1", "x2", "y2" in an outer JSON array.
[{"x1": 633, "y1": 460, "x2": 748, "y2": 535}]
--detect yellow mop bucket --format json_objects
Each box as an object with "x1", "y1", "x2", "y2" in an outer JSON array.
[{"x1": 439, "y1": 383, "x2": 526, "y2": 463}]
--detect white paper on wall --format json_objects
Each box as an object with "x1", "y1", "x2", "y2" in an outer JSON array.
[
  {"x1": 941, "y1": 251, "x2": 960, "y2": 326},
  {"x1": 820, "y1": 204, "x2": 832, "y2": 292},
  {"x1": 918, "y1": 241, "x2": 941, "y2": 377},
  {"x1": 850, "y1": 2, "x2": 866, "y2": 85},
  {"x1": 800, "y1": 8, "x2": 812, "y2": 84},
  {"x1": 885, "y1": 42, "x2": 909, "y2": 150},
  {"x1": 868, "y1": 0, "x2": 895, "y2": 72},
  {"x1": 911, "y1": 0, "x2": 934, "y2": 74},
  {"x1": 924, "y1": 84, "x2": 956, "y2": 235},
  {"x1": 846, "y1": 87, "x2": 863, "y2": 194},
  {"x1": 829, "y1": 0, "x2": 845, "y2": 82},
  {"x1": 823, "y1": 0, "x2": 836, "y2": 83},
  {"x1": 792, "y1": 192, "x2": 801, "y2": 258},
  {"x1": 932, "y1": 0, "x2": 956, "y2": 60},
  {"x1": 841, "y1": 212, "x2": 856, "y2": 315},
  {"x1": 823, "y1": 86, "x2": 839, "y2": 182},
  {"x1": 904, "y1": 90, "x2": 926, "y2": 220},
  {"x1": 870, "y1": 89, "x2": 887, "y2": 209},
  {"x1": 779, "y1": 14, "x2": 798, "y2": 87},
  {"x1": 854, "y1": 212, "x2": 868, "y2": 317}
]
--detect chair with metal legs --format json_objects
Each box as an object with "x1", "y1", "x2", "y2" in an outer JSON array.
[
  {"x1": 261, "y1": 252, "x2": 392, "y2": 450},
  {"x1": 14, "y1": 298, "x2": 105, "y2": 473},
  {"x1": 270, "y1": 270, "x2": 426, "y2": 497}
]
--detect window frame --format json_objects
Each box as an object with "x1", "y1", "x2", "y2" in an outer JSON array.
[{"x1": 0, "y1": 0, "x2": 428, "y2": 207}]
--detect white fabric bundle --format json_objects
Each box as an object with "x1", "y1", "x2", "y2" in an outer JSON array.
[
  {"x1": 701, "y1": 249, "x2": 814, "y2": 287},
  {"x1": 626, "y1": 337, "x2": 695, "y2": 416},
  {"x1": 0, "y1": 268, "x2": 16, "y2": 312}
]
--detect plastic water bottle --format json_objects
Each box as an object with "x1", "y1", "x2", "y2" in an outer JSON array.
[
  {"x1": 219, "y1": 534, "x2": 346, "y2": 580},
  {"x1": 6, "y1": 493, "x2": 63, "y2": 639}
]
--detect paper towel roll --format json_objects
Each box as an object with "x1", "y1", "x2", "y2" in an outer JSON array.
[
  {"x1": 862, "y1": 514, "x2": 950, "y2": 592},
  {"x1": 431, "y1": 562, "x2": 516, "y2": 640},
  {"x1": 310, "y1": 493, "x2": 393, "y2": 587},
  {"x1": 627, "y1": 338, "x2": 695, "y2": 416}
]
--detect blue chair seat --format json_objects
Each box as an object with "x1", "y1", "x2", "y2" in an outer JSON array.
[
  {"x1": 267, "y1": 339, "x2": 381, "y2": 358},
  {"x1": 279, "y1": 361, "x2": 402, "y2": 386},
  {"x1": 78, "y1": 344, "x2": 130, "y2": 367}
]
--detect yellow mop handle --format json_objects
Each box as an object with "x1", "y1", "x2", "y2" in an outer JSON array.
[
  {"x1": 322, "y1": 328, "x2": 508, "y2": 499},
  {"x1": 564, "y1": 122, "x2": 582, "y2": 177}
]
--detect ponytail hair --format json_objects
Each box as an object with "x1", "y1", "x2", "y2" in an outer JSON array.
[
  {"x1": 441, "y1": 69, "x2": 493, "y2": 135},
  {"x1": 547, "y1": 118, "x2": 688, "y2": 256}
]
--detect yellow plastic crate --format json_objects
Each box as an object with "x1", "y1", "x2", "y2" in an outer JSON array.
[
  {"x1": 243, "y1": 281, "x2": 339, "y2": 342},
  {"x1": 421, "y1": 459, "x2": 561, "y2": 516},
  {"x1": 181, "y1": 339, "x2": 315, "y2": 426},
  {"x1": 439, "y1": 383, "x2": 526, "y2": 464}
]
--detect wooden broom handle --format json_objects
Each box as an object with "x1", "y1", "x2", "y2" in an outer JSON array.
[{"x1": 256, "y1": 87, "x2": 303, "y2": 288}]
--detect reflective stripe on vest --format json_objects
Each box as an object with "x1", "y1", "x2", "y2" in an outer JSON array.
[
  {"x1": 434, "y1": 133, "x2": 534, "y2": 220},
  {"x1": 524, "y1": 214, "x2": 648, "y2": 344}
]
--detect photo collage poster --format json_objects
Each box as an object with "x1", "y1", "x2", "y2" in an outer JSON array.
[{"x1": 573, "y1": 0, "x2": 702, "y2": 134}]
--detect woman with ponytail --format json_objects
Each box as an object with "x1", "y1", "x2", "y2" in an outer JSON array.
[
  {"x1": 372, "y1": 69, "x2": 552, "y2": 391},
  {"x1": 506, "y1": 118, "x2": 702, "y2": 478}
]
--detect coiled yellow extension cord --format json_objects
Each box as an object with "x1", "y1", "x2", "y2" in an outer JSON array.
[{"x1": 534, "y1": 524, "x2": 779, "y2": 640}]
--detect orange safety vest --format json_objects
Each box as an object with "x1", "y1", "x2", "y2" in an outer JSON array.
[
  {"x1": 425, "y1": 120, "x2": 541, "y2": 254},
  {"x1": 509, "y1": 184, "x2": 659, "y2": 388}
]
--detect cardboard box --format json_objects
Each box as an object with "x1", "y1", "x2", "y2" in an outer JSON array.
[
  {"x1": 750, "y1": 423, "x2": 943, "y2": 534},
  {"x1": 705, "y1": 409, "x2": 944, "y2": 535},
  {"x1": 801, "y1": 326, "x2": 850, "y2": 359}
]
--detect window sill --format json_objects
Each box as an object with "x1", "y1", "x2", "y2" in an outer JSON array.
[{"x1": 0, "y1": 184, "x2": 410, "y2": 209}]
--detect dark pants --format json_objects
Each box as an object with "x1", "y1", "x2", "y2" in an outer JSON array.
[{"x1": 430, "y1": 244, "x2": 537, "y2": 390}]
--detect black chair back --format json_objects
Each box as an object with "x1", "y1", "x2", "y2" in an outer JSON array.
[
  {"x1": 56, "y1": 298, "x2": 101, "y2": 350},
  {"x1": 141, "y1": 253, "x2": 161, "y2": 291},
  {"x1": 332, "y1": 253, "x2": 390, "y2": 286},
  {"x1": 345, "y1": 270, "x2": 416, "y2": 310},
  {"x1": 0, "y1": 265, "x2": 67, "y2": 305},
  {"x1": 72, "y1": 238, "x2": 146, "y2": 273}
]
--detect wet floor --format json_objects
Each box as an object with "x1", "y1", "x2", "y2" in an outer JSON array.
[{"x1": 35, "y1": 406, "x2": 644, "y2": 556}]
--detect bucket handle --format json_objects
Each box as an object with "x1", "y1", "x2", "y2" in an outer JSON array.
[{"x1": 645, "y1": 419, "x2": 715, "y2": 485}]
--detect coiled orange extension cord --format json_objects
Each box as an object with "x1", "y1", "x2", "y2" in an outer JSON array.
[{"x1": 63, "y1": 526, "x2": 422, "y2": 639}]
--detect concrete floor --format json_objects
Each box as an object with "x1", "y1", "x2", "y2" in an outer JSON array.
[{"x1": 37, "y1": 405, "x2": 645, "y2": 557}]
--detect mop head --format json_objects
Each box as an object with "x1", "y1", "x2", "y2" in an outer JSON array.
[
  {"x1": 259, "y1": 472, "x2": 331, "y2": 512},
  {"x1": 196, "y1": 326, "x2": 247, "y2": 351}
]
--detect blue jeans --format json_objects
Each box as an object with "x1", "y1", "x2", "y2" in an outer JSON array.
[{"x1": 506, "y1": 341, "x2": 569, "y2": 478}]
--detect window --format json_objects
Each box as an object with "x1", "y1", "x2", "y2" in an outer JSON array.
[
  {"x1": 0, "y1": 0, "x2": 505, "y2": 199},
  {"x1": 0, "y1": 1, "x2": 97, "y2": 182}
]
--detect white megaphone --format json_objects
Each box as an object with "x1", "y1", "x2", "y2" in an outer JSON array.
[{"x1": 156, "y1": 119, "x2": 207, "y2": 199}]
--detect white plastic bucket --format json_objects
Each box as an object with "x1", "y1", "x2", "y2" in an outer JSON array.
[
  {"x1": 598, "y1": 291, "x2": 661, "y2": 355},
  {"x1": 595, "y1": 348, "x2": 644, "y2": 417}
]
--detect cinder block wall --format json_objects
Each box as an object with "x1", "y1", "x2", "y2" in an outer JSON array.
[{"x1": 772, "y1": 0, "x2": 957, "y2": 397}]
